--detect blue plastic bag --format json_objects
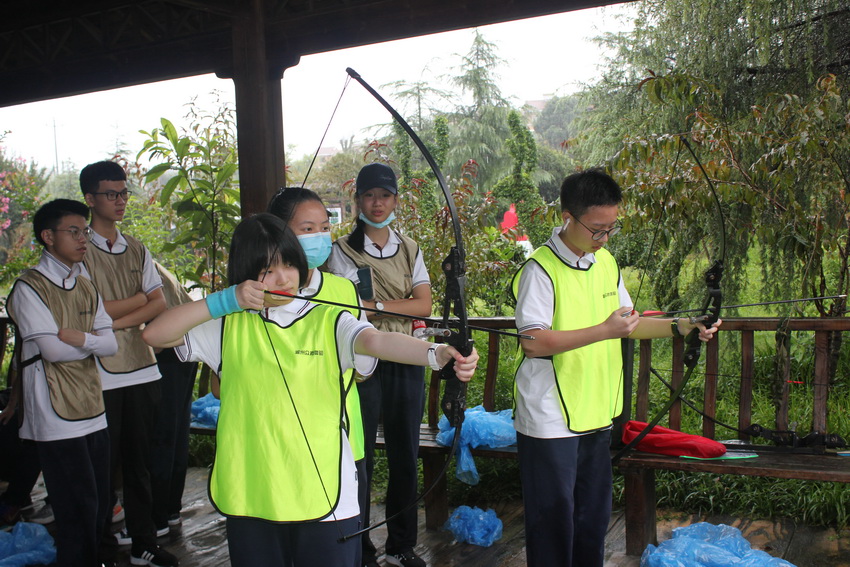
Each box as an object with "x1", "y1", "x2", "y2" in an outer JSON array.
[
  {"x1": 0, "y1": 522, "x2": 56, "y2": 567},
  {"x1": 191, "y1": 392, "x2": 220, "y2": 428},
  {"x1": 444, "y1": 505, "x2": 503, "y2": 547},
  {"x1": 436, "y1": 405, "x2": 516, "y2": 485},
  {"x1": 641, "y1": 522, "x2": 796, "y2": 567}
]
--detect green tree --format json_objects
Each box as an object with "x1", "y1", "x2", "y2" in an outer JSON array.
[
  {"x1": 534, "y1": 95, "x2": 581, "y2": 150},
  {"x1": 492, "y1": 111, "x2": 549, "y2": 247},
  {"x1": 444, "y1": 30, "x2": 515, "y2": 192},
  {"x1": 573, "y1": 0, "x2": 850, "y2": 166},
  {"x1": 138, "y1": 98, "x2": 240, "y2": 293}
]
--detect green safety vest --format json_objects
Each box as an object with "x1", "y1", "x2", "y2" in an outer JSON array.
[
  {"x1": 210, "y1": 307, "x2": 347, "y2": 522},
  {"x1": 313, "y1": 272, "x2": 365, "y2": 461},
  {"x1": 511, "y1": 245, "x2": 624, "y2": 433}
]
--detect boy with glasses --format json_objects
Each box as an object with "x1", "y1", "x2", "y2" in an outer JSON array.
[
  {"x1": 6, "y1": 199, "x2": 117, "y2": 566},
  {"x1": 510, "y1": 169, "x2": 721, "y2": 567},
  {"x1": 79, "y1": 161, "x2": 177, "y2": 567}
]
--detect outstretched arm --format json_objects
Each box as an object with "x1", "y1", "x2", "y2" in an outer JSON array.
[{"x1": 354, "y1": 329, "x2": 478, "y2": 381}]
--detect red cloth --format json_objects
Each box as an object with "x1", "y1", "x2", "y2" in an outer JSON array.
[{"x1": 621, "y1": 420, "x2": 726, "y2": 458}]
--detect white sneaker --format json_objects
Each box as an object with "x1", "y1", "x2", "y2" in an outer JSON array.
[
  {"x1": 116, "y1": 526, "x2": 168, "y2": 546},
  {"x1": 112, "y1": 500, "x2": 125, "y2": 523},
  {"x1": 115, "y1": 528, "x2": 132, "y2": 546}
]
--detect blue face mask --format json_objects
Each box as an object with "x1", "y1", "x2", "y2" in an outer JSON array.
[
  {"x1": 359, "y1": 211, "x2": 396, "y2": 229},
  {"x1": 296, "y1": 232, "x2": 333, "y2": 269}
]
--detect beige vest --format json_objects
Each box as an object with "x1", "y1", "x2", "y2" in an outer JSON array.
[
  {"x1": 154, "y1": 262, "x2": 193, "y2": 309},
  {"x1": 335, "y1": 233, "x2": 419, "y2": 335},
  {"x1": 10, "y1": 270, "x2": 105, "y2": 421},
  {"x1": 83, "y1": 234, "x2": 157, "y2": 373}
]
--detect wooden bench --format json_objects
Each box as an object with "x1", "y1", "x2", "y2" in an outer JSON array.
[{"x1": 615, "y1": 317, "x2": 850, "y2": 556}]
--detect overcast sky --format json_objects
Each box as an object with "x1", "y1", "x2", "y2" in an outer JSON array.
[{"x1": 0, "y1": 4, "x2": 634, "y2": 174}]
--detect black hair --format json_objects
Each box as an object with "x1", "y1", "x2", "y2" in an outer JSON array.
[
  {"x1": 267, "y1": 187, "x2": 326, "y2": 225},
  {"x1": 559, "y1": 169, "x2": 623, "y2": 218},
  {"x1": 32, "y1": 199, "x2": 90, "y2": 247},
  {"x1": 347, "y1": 216, "x2": 368, "y2": 254},
  {"x1": 79, "y1": 161, "x2": 127, "y2": 196},
  {"x1": 227, "y1": 213, "x2": 308, "y2": 288}
]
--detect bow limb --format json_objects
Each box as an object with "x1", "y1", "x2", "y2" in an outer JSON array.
[
  {"x1": 613, "y1": 135, "x2": 725, "y2": 464},
  {"x1": 346, "y1": 67, "x2": 473, "y2": 422},
  {"x1": 340, "y1": 68, "x2": 473, "y2": 541}
]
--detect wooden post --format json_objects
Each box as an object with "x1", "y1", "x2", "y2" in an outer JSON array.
[
  {"x1": 230, "y1": 0, "x2": 289, "y2": 217},
  {"x1": 623, "y1": 467, "x2": 657, "y2": 555}
]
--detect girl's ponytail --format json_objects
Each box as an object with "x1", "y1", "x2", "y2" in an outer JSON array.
[{"x1": 348, "y1": 217, "x2": 367, "y2": 254}]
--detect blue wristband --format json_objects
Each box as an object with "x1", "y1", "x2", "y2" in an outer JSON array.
[{"x1": 206, "y1": 286, "x2": 242, "y2": 319}]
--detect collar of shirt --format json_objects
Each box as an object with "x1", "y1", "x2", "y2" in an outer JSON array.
[
  {"x1": 36, "y1": 251, "x2": 84, "y2": 289},
  {"x1": 363, "y1": 228, "x2": 401, "y2": 257},
  {"x1": 548, "y1": 226, "x2": 596, "y2": 269},
  {"x1": 255, "y1": 293, "x2": 313, "y2": 325},
  {"x1": 299, "y1": 269, "x2": 323, "y2": 297},
  {"x1": 88, "y1": 227, "x2": 127, "y2": 253}
]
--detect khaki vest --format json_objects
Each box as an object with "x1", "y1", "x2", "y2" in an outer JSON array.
[
  {"x1": 313, "y1": 272, "x2": 365, "y2": 460},
  {"x1": 511, "y1": 245, "x2": 624, "y2": 433},
  {"x1": 83, "y1": 234, "x2": 157, "y2": 373},
  {"x1": 154, "y1": 262, "x2": 193, "y2": 309},
  {"x1": 211, "y1": 307, "x2": 346, "y2": 521},
  {"x1": 9, "y1": 270, "x2": 105, "y2": 421},
  {"x1": 335, "y1": 232, "x2": 419, "y2": 335}
]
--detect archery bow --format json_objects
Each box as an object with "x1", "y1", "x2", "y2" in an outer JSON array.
[
  {"x1": 337, "y1": 67, "x2": 475, "y2": 541},
  {"x1": 612, "y1": 135, "x2": 726, "y2": 464}
]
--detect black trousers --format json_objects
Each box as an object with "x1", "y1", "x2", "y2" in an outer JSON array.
[
  {"x1": 517, "y1": 429, "x2": 613, "y2": 567},
  {"x1": 38, "y1": 428, "x2": 111, "y2": 567},
  {"x1": 150, "y1": 351, "x2": 197, "y2": 529},
  {"x1": 103, "y1": 379, "x2": 161, "y2": 549},
  {"x1": 226, "y1": 515, "x2": 361, "y2": 567},
  {"x1": 0, "y1": 392, "x2": 40, "y2": 508},
  {"x1": 357, "y1": 361, "x2": 425, "y2": 559}
]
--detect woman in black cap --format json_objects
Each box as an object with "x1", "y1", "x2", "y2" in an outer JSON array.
[{"x1": 327, "y1": 162, "x2": 431, "y2": 567}]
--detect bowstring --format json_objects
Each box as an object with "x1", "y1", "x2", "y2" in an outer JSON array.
[{"x1": 301, "y1": 74, "x2": 352, "y2": 188}]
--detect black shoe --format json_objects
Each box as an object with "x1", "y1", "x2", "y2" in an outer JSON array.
[
  {"x1": 130, "y1": 545, "x2": 179, "y2": 567},
  {"x1": 363, "y1": 559, "x2": 380, "y2": 567},
  {"x1": 385, "y1": 549, "x2": 426, "y2": 567}
]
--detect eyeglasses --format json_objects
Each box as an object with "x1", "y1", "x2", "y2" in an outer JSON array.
[
  {"x1": 91, "y1": 190, "x2": 132, "y2": 201},
  {"x1": 52, "y1": 226, "x2": 93, "y2": 241},
  {"x1": 571, "y1": 215, "x2": 621, "y2": 241}
]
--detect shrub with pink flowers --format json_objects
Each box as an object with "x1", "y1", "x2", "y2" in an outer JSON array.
[{"x1": 0, "y1": 146, "x2": 47, "y2": 295}]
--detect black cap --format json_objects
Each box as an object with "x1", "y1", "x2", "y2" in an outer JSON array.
[{"x1": 356, "y1": 163, "x2": 398, "y2": 195}]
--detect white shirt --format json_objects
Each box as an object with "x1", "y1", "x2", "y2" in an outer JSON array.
[
  {"x1": 327, "y1": 227, "x2": 431, "y2": 290},
  {"x1": 10, "y1": 252, "x2": 116, "y2": 441},
  {"x1": 177, "y1": 298, "x2": 376, "y2": 521},
  {"x1": 513, "y1": 227, "x2": 632, "y2": 439},
  {"x1": 79, "y1": 228, "x2": 163, "y2": 390}
]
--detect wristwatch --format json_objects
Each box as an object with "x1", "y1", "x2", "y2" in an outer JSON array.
[
  {"x1": 375, "y1": 301, "x2": 385, "y2": 311},
  {"x1": 427, "y1": 345, "x2": 443, "y2": 371},
  {"x1": 671, "y1": 317, "x2": 683, "y2": 337}
]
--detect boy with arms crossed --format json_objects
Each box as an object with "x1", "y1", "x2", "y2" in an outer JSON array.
[
  {"x1": 79, "y1": 161, "x2": 177, "y2": 567},
  {"x1": 7, "y1": 199, "x2": 117, "y2": 566}
]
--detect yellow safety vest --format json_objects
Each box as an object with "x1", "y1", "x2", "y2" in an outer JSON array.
[
  {"x1": 313, "y1": 272, "x2": 366, "y2": 461},
  {"x1": 511, "y1": 245, "x2": 624, "y2": 433},
  {"x1": 211, "y1": 307, "x2": 347, "y2": 522}
]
